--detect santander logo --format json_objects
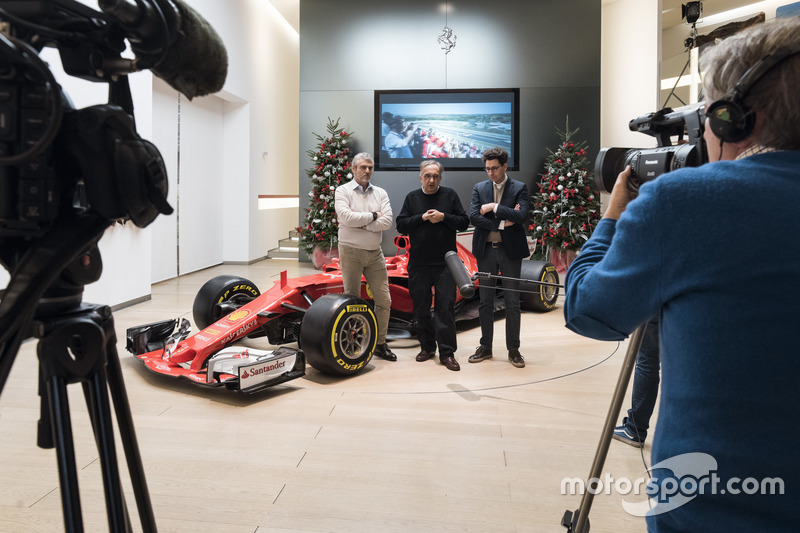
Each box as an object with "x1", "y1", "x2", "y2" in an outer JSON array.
[{"x1": 242, "y1": 360, "x2": 287, "y2": 380}]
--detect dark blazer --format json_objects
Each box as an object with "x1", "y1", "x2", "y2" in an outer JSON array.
[{"x1": 469, "y1": 177, "x2": 530, "y2": 260}]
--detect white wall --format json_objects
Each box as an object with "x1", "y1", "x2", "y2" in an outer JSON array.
[
  {"x1": 188, "y1": 0, "x2": 300, "y2": 264},
  {"x1": 601, "y1": 0, "x2": 661, "y2": 148}
]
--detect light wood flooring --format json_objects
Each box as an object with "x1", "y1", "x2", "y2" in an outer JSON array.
[{"x1": 0, "y1": 259, "x2": 655, "y2": 532}]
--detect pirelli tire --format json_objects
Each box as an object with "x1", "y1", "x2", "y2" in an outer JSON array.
[
  {"x1": 300, "y1": 294, "x2": 378, "y2": 376},
  {"x1": 192, "y1": 275, "x2": 261, "y2": 330},
  {"x1": 519, "y1": 260, "x2": 559, "y2": 312}
]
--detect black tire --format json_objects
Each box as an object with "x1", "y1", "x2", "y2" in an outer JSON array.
[
  {"x1": 192, "y1": 275, "x2": 261, "y2": 330},
  {"x1": 520, "y1": 260, "x2": 560, "y2": 312},
  {"x1": 300, "y1": 294, "x2": 377, "y2": 376}
]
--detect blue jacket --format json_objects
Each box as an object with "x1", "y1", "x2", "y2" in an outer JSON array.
[{"x1": 564, "y1": 151, "x2": 800, "y2": 532}]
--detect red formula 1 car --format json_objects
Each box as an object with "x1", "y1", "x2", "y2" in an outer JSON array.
[{"x1": 126, "y1": 237, "x2": 560, "y2": 394}]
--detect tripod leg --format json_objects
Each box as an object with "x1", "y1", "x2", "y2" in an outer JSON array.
[
  {"x1": 105, "y1": 339, "x2": 158, "y2": 531},
  {"x1": 564, "y1": 324, "x2": 647, "y2": 533},
  {"x1": 83, "y1": 370, "x2": 129, "y2": 531},
  {"x1": 81, "y1": 306, "x2": 156, "y2": 531},
  {"x1": 44, "y1": 373, "x2": 84, "y2": 532}
]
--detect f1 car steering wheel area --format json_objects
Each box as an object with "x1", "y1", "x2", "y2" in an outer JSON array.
[{"x1": 300, "y1": 294, "x2": 378, "y2": 376}]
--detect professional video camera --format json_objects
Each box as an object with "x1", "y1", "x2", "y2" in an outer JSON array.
[
  {"x1": 594, "y1": 103, "x2": 708, "y2": 197},
  {"x1": 0, "y1": 1, "x2": 227, "y2": 529}
]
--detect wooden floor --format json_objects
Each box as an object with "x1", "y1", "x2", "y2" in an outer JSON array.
[{"x1": 0, "y1": 259, "x2": 655, "y2": 532}]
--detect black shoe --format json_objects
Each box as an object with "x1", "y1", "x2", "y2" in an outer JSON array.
[
  {"x1": 416, "y1": 349, "x2": 435, "y2": 362},
  {"x1": 441, "y1": 356, "x2": 461, "y2": 371},
  {"x1": 468, "y1": 345, "x2": 493, "y2": 363},
  {"x1": 374, "y1": 343, "x2": 397, "y2": 361},
  {"x1": 612, "y1": 425, "x2": 645, "y2": 448},
  {"x1": 508, "y1": 349, "x2": 525, "y2": 368}
]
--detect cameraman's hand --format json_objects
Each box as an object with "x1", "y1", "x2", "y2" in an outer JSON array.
[{"x1": 603, "y1": 165, "x2": 633, "y2": 220}]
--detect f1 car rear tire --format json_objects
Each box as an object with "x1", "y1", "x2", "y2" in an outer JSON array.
[
  {"x1": 300, "y1": 294, "x2": 377, "y2": 376},
  {"x1": 520, "y1": 260, "x2": 559, "y2": 312},
  {"x1": 193, "y1": 275, "x2": 261, "y2": 330}
]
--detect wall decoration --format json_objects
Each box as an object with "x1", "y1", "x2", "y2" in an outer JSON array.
[{"x1": 437, "y1": 0, "x2": 457, "y2": 54}]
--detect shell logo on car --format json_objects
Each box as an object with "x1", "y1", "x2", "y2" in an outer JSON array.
[{"x1": 227, "y1": 309, "x2": 250, "y2": 323}]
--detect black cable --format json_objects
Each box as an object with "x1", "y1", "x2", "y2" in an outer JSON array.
[
  {"x1": 358, "y1": 341, "x2": 622, "y2": 396},
  {"x1": 0, "y1": 35, "x2": 63, "y2": 166},
  {"x1": 0, "y1": 6, "x2": 89, "y2": 44}
]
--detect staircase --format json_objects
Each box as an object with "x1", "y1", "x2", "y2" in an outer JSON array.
[{"x1": 267, "y1": 229, "x2": 300, "y2": 260}]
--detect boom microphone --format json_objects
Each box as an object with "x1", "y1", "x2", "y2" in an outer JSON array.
[
  {"x1": 98, "y1": 0, "x2": 228, "y2": 99},
  {"x1": 445, "y1": 251, "x2": 475, "y2": 299}
]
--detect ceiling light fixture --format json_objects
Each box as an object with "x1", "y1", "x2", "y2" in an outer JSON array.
[{"x1": 682, "y1": 2, "x2": 703, "y2": 24}]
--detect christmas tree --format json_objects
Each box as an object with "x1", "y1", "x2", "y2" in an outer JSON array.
[
  {"x1": 297, "y1": 117, "x2": 354, "y2": 255},
  {"x1": 528, "y1": 118, "x2": 601, "y2": 271}
]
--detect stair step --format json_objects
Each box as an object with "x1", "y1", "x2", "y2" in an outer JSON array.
[
  {"x1": 267, "y1": 248, "x2": 299, "y2": 259},
  {"x1": 267, "y1": 229, "x2": 301, "y2": 260}
]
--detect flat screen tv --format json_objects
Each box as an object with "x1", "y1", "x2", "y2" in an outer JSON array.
[{"x1": 374, "y1": 88, "x2": 520, "y2": 171}]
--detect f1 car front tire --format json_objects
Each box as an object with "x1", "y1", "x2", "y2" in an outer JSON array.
[
  {"x1": 520, "y1": 260, "x2": 560, "y2": 312},
  {"x1": 300, "y1": 294, "x2": 377, "y2": 376},
  {"x1": 193, "y1": 275, "x2": 261, "y2": 330}
]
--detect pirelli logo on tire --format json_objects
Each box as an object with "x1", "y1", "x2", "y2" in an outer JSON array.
[{"x1": 301, "y1": 294, "x2": 377, "y2": 377}]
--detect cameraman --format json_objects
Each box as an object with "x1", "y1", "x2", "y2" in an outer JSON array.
[{"x1": 564, "y1": 18, "x2": 800, "y2": 531}]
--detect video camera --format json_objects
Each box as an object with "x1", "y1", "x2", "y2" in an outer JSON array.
[
  {"x1": 594, "y1": 103, "x2": 708, "y2": 197},
  {"x1": 0, "y1": 0, "x2": 181, "y2": 242}
]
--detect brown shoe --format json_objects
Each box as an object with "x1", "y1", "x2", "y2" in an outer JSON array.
[
  {"x1": 508, "y1": 349, "x2": 525, "y2": 368},
  {"x1": 416, "y1": 349, "x2": 435, "y2": 362},
  {"x1": 441, "y1": 356, "x2": 461, "y2": 371},
  {"x1": 374, "y1": 343, "x2": 397, "y2": 361}
]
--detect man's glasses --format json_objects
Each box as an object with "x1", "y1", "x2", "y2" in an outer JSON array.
[{"x1": 485, "y1": 165, "x2": 501, "y2": 173}]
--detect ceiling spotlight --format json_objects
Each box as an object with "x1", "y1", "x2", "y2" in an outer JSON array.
[{"x1": 682, "y1": 2, "x2": 702, "y2": 24}]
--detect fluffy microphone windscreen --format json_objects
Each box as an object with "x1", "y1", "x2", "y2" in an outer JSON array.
[{"x1": 152, "y1": 0, "x2": 228, "y2": 99}]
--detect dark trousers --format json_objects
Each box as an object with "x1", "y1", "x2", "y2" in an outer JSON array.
[
  {"x1": 408, "y1": 264, "x2": 457, "y2": 359},
  {"x1": 477, "y1": 245, "x2": 522, "y2": 350},
  {"x1": 622, "y1": 315, "x2": 661, "y2": 440}
]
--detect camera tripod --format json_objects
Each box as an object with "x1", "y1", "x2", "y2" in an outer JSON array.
[
  {"x1": 662, "y1": 22, "x2": 699, "y2": 109},
  {"x1": 0, "y1": 216, "x2": 157, "y2": 532},
  {"x1": 560, "y1": 323, "x2": 647, "y2": 533}
]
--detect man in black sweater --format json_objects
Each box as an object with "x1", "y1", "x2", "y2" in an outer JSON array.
[{"x1": 396, "y1": 160, "x2": 470, "y2": 371}]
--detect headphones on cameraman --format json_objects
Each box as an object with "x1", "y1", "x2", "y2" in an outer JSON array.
[{"x1": 706, "y1": 41, "x2": 800, "y2": 143}]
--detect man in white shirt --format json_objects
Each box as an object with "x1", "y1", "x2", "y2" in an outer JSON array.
[{"x1": 334, "y1": 152, "x2": 396, "y2": 360}]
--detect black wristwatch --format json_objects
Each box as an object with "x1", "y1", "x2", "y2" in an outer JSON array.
[{"x1": 372, "y1": 212, "x2": 378, "y2": 221}]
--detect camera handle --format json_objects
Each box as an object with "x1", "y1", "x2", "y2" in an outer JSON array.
[
  {"x1": 561, "y1": 323, "x2": 647, "y2": 533},
  {"x1": 34, "y1": 302, "x2": 157, "y2": 533}
]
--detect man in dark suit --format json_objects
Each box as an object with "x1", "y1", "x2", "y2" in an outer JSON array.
[{"x1": 469, "y1": 147, "x2": 530, "y2": 368}]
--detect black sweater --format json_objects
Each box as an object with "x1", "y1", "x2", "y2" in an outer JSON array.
[{"x1": 395, "y1": 186, "x2": 469, "y2": 267}]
